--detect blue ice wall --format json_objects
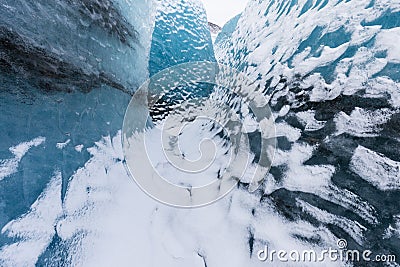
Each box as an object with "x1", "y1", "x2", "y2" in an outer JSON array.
[
  {"x1": 0, "y1": 0, "x2": 154, "y2": 236},
  {"x1": 214, "y1": 0, "x2": 400, "y2": 262},
  {"x1": 0, "y1": 0, "x2": 215, "y2": 242},
  {"x1": 215, "y1": 14, "x2": 241, "y2": 48},
  {"x1": 149, "y1": 0, "x2": 216, "y2": 76}
]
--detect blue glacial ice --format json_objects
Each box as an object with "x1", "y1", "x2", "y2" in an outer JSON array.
[{"x1": 0, "y1": 0, "x2": 400, "y2": 266}]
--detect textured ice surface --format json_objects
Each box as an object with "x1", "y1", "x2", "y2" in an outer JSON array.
[
  {"x1": 0, "y1": 0, "x2": 399, "y2": 266},
  {"x1": 214, "y1": 0, "x2": 400, "y2": 265},
  {"x1": 149, "y1": 0, "x2": 215, "y2": 76},
  {"x1": 0, "y1": 0, "x2": 157, "y2": 265},
  {"x1": 0, "y1": 0, "x2": 155, "y2": 92}
]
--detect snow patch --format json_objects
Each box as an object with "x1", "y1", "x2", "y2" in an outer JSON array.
[
  {"x1": 0, "y1": 137, "x2": 46, "y2": 181},
  {"x1": 334, "y1": 107, "x2": 394, "y2": 137},
  {"x1": 56, "y1": 139, "x2": 71, "y2": 149},
  {"x1": 350, "y1": 146, "x2": 400, "y2": 190},
  {"x1": 0, "y1": 172, "x2": 62, "y2": 267}
]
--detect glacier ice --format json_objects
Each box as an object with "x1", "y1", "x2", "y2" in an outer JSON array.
[
  {"x1": 0, "y1": 0, "x2": 399, "y2": 266},
  {"x1": 215, "y1": 0, "x2": 400, "y2": 264}
]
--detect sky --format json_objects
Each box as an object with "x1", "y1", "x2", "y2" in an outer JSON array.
[{"x1": 200, "y1": 0, "x2": 248, "y2": 26}]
